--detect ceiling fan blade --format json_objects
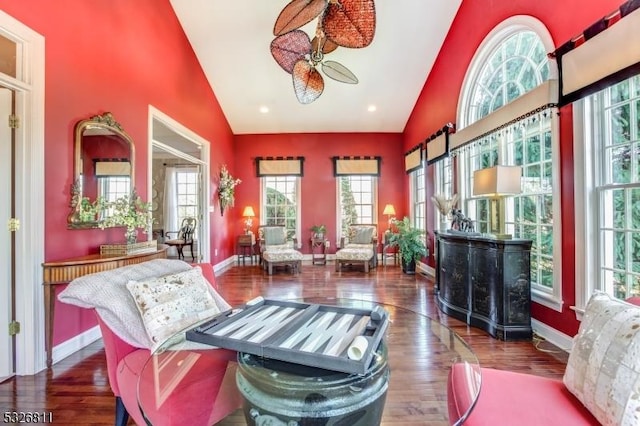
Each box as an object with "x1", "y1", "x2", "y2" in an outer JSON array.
[
  {"x1": 293, "y1": 60, "x2": 324, "y2": 104},
  {"x1": 323, "y1": 0, "x2": 376, "y2": 48},
  {"x1": 271, "y1": 30, "x2": 312, "y2": 74},
  {"x1": 321, "y1": 60, "x2": 358, "y2": 84},
  {"x1": 274, "y1": 0, "x2": 328, "y2": 36}
]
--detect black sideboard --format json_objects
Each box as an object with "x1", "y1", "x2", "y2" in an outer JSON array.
[{"x1": 435, "y1": 231, "x2": 533, "y2": 340}]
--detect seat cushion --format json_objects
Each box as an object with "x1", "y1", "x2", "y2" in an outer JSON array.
[
  {"x1": 563, "y1": 292, "x2": 640, "y2": 426},
  {"x1": 336, "y1": 247, "x2": 374, "y2": 261},
  {"x1": 463, "y1": 367, "x2": 599, "y2": 426},
  {"x1": 263, "y1": 249, "x2": 303, "y2": 262}
]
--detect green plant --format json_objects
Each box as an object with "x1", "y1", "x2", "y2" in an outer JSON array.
[
  {"x1": 311, "y1": 224, "x2": 326, "y2": 235},
  {"x1": 218, "y1": 164, "x2": 241, "y2": 213},
  {"x1": 386, "y1": 216, "x2": 428, "y2": 267},
  {"x1": 96, "y1": 190, "x2": 153, "y2": 243}
]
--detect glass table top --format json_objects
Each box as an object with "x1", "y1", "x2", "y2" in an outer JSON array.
[{"x1": 137, "y1": 297, "x2": 481, "y2": 426}]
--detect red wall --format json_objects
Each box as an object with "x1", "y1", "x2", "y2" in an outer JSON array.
[
  {"x1": 403, "y1": 0, "x2": 624, "y2": 336},
  {"x1": 0, "y1": 0, "x2": 237, "y2": 345},
  {"x1": 233, "y1": 133, "x2": 405, "y2": 251}
]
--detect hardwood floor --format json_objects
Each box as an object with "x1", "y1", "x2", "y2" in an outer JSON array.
[{"x1": 0, "y1": 261, "x2": 569, "y2": 425}]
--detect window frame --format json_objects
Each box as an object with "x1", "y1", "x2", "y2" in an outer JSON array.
[
  {"x1": 260, "y1": 175, "x2": 301, "y2": 243},
  {"x1": 455, "y1": 15, "x2": 563, "y2": 311},
  {"x1": 410, "y1": 163, "x2": 426, "y2": 231},
  {"x1": 573, "y1": 74, "x2": 640, "y2": 318},
  {"x1": 336, "y1": 175, "x2": 378, "y2": 242}
]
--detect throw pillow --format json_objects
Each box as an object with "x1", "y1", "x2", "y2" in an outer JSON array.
[
  {"x1": 58, "y1": 259, "x2": 193, "y2": 348},
  {"x1": 126, "y1": 266, "x2": 224, "y2": 352},
  {"x1": 352, "y1": 226, "x2": 374, "y2": 244},
  {"x1": 264, "y1": 226, "x2": 286, "y2": 245},
  {"x1": 563, "y1": 291, "x2": 640, "y2": 426}
]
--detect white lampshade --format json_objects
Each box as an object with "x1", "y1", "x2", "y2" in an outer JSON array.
[
  {"x1": 242, "y1": 206, "x2": 255, "y2": 217},
  {"x1": 473, "y1": 166, "x2": 522, "y2": 197},
  {"x1": 383, "y1": 204, "x2": 396, "y2": 216}
]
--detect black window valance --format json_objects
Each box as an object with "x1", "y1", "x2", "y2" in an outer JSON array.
[
  {"x1": 256, "y1": 156, "x2": 304, "y2": 177},
  {"x1": 332, "y1": 156, "x2": 381, "y2": 176},
  {"x1": 426, "y1": 123, "x2": 454, "y2": 165},
  {"x1": 552, "y1": 0, "x2": 640, "y2": 105},
  {"x1": 404, "y1": 143, "x2": 423, "y2": 174}
]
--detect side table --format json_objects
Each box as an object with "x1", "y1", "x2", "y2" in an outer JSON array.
[
  {"x1": 310, "y1": 237, "x2": 327, "y2": 265},
  {"x1": 236, "y1": 234, "x2": 256, "y2": 265},
  {"x1": 381, "y1": 233, "x2": 398, "y2": 266}
]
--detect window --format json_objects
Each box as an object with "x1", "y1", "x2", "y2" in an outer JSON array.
[
  {"x1": 576, "y1": 74, "x2": 640, "y2": 307},
  {"x1": 262, "y1": 175, "x2": 300, "y2": 240},
  {"x1": 98, "y1": 176, "x2": 130, "y2": 203},
  {"x1": 175, "y1": 170, "x2": 199, "y2": 226},
  {"x1": 411, "y1": 165, "x2": 426, "y2": 231},
  {"x1": 456, "y1": 17, "x2": 562, "y2": 310},
  {"x1": 338, "y1": 175, "x2": 377, "y2": 238}
]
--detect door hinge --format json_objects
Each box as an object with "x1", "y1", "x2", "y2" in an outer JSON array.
[
  {"x1": 8, "y1": 114, "x2": 20, "y2": 129},
  {"x1": 9, "y1": 321, "x2": 20, "y2": 336},
  {"x1": 8, "y1": 218, "x2": 20, "y2": 232}
]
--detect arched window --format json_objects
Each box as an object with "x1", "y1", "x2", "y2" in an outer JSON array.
[{"x1": 454, "y1": 16, "x2": 562, "y2": 311}]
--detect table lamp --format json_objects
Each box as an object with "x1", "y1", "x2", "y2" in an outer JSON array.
[
  {"x1": 382, "y1": 204, "x2": 396, "y2": 231},
  {"x1": 473, "y1": 165, "x2": 522, "y2": 239},
  {"x1": 242, "y1": 206, "x2": 255, "y2": 234}
]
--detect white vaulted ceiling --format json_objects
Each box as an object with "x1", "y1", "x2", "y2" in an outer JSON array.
[{"x1": 170, "y1": 0, "x2": 462, "y2": 134}]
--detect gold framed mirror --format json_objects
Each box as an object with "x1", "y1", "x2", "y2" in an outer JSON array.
[{"x1": 67, "y1": 112, "x2": 135, "y2": 229}]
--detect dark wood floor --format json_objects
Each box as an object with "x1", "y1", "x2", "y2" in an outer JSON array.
[{"x1": 0, "y1": 261, "x2": 568, "y2": 425}]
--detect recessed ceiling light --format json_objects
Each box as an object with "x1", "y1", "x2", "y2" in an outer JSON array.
[
  {"x1": 367, "y1": 105, "x2": 377, "y2": 112},
  {"x1": 259, "y1": 106, "x2": 269, "y2": 113}
]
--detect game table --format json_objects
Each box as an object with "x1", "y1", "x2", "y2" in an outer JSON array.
[{"x1": 137, "y1": 297, "x2": 481, "y2": 426}]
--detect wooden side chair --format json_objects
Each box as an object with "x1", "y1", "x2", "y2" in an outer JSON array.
[{"x1": 165, "y1": 217, "x2": 197, "y2": 261}]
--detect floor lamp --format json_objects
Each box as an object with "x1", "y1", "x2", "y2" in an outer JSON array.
[{"x1": 473, "y1": 166, "x2": 522, "y2": 239}]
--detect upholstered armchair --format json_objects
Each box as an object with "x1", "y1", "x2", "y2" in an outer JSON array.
[
  {"x1": 58, "y1": 260, "x2": 241, "y2": 426},
  {"x1": 257, "y1": 225, "x2": 303, "y2": 274},
  {"x1": 335, "y1": 224, "x2": 378, "y2": 272}
]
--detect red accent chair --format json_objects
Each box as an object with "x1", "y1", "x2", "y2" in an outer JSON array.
[
  {"x1": 96, "y1": 263, "x2": 241, "y2": 426},
  {"x1": 447, "y1": 297, "x2": 640, "y2": 425}
]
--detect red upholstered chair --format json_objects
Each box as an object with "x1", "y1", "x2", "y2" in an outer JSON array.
[
  {"x1": 448, "y1": 296, "x2": 640, "y2": 426},
  {"x1": 96, "y1": 263, "x2": 241, "y2": 426}
]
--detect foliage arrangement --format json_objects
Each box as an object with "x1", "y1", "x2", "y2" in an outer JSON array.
[
  {"x1": 95, "y1": 191, "x2": 153, "y2": 243},
  {"x1": 386, "y1": 217, "x2": 428, "y2": 270},
  {"x1": 311, "y1": 224, "x2": 326, "y2": 237},
  {"x1": 218, "y1": 164, "x2": 241, "y2": 215}
]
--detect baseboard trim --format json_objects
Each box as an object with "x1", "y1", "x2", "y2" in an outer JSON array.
[
  {"x1": 52, "y1": 325, "x2": 102, "y2": 366},
  {"x1": 418, "y1": 262, "x2": 435, "y2": 278},
  {"x1": 215, "y1": 256, "x2": 237, "y2": 273},
  {"x1": 531, "y1": 319, "x2": 573, "y2": 353}
]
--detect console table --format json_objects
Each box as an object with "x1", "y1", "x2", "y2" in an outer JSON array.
[
  {"x1": 42, "y1": 244, "x2": 168, "y2": 367},
  {"x1": 435, "y1": 232, "x2": 532, "y2": 341}
]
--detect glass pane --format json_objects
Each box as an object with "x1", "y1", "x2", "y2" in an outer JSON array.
[{"x1": 0, "y1": 34, "x2": 17, "y2": 78}]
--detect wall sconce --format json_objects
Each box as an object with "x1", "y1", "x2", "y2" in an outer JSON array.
[
  {"x1": 242, "y1": 206, "x2": 255, "y2": 234},
  {"x1": 473, "y1": 165, "x2": 522, "y2": 239},
  {"x1": 382, "y1": 204, "x2": 396, "y2": 231}
]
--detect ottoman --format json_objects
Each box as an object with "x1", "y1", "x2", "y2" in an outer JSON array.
[
  {"x1": 335, "y1": 244, "x2": 375, "y2": 272},
  {"x1": 262, "y1": 249, "x2": 303, "y2": 275}
]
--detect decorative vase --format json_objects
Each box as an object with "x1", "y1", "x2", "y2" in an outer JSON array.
[
  {"x1": 440, "y1": 220, "x2": 449, "y2": 232},
  {"x1": 125, "y1": 228, "x2": 137, "y2": 244}
]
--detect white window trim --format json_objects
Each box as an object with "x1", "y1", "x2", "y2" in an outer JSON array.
[
  {"x1": 456, "y1": 15, "x2": 563, "y2": 312},
  {"x1": 260, "y1": 176, "x2": 302, "y2": 247},
  {"x1": 335, "y1": 176, "x2": 378, "y2": 244}
]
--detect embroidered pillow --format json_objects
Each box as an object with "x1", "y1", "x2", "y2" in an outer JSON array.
[
  {"x1": 563, "y1": 291, "x2": 640, "y2": 426},
  {"x1": 126, "y1": 266, "x2": 224, "y2": 352}
]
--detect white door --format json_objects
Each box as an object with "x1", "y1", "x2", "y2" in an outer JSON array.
[{"x1": 0, "y1": 87, "x2": 14, "y2": 380}]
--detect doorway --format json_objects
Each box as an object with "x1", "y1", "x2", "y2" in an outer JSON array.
[
  {"x1": 149, "y1": 107, "x2": 211, "y2": 262},
  {"x1": 0, "y1": 10, "x2": 45, "y2": 376}
]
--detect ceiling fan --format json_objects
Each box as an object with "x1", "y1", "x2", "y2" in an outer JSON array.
[{"x1": 270, "y1": 0, "x2": 376, "y2": 104}]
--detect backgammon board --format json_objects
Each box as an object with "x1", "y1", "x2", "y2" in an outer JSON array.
[{"x1": 186, "y1": 298, "x2": 389, "y2": 374}]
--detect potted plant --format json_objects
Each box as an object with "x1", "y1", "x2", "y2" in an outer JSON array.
[
  {"x1": 311, "y1": 224, "x2": 326, "y2": 239},
  {"x1": 386, "y1": 216, "x2": 428, "y2": 274}
]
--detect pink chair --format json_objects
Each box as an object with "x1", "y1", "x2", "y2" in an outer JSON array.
[
  {"x1": 448, "y1": 296, "x2": 640, "y2": 425},
  {"x1": 96, "y1": 263, "x2": 241, "y2": 426}
]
